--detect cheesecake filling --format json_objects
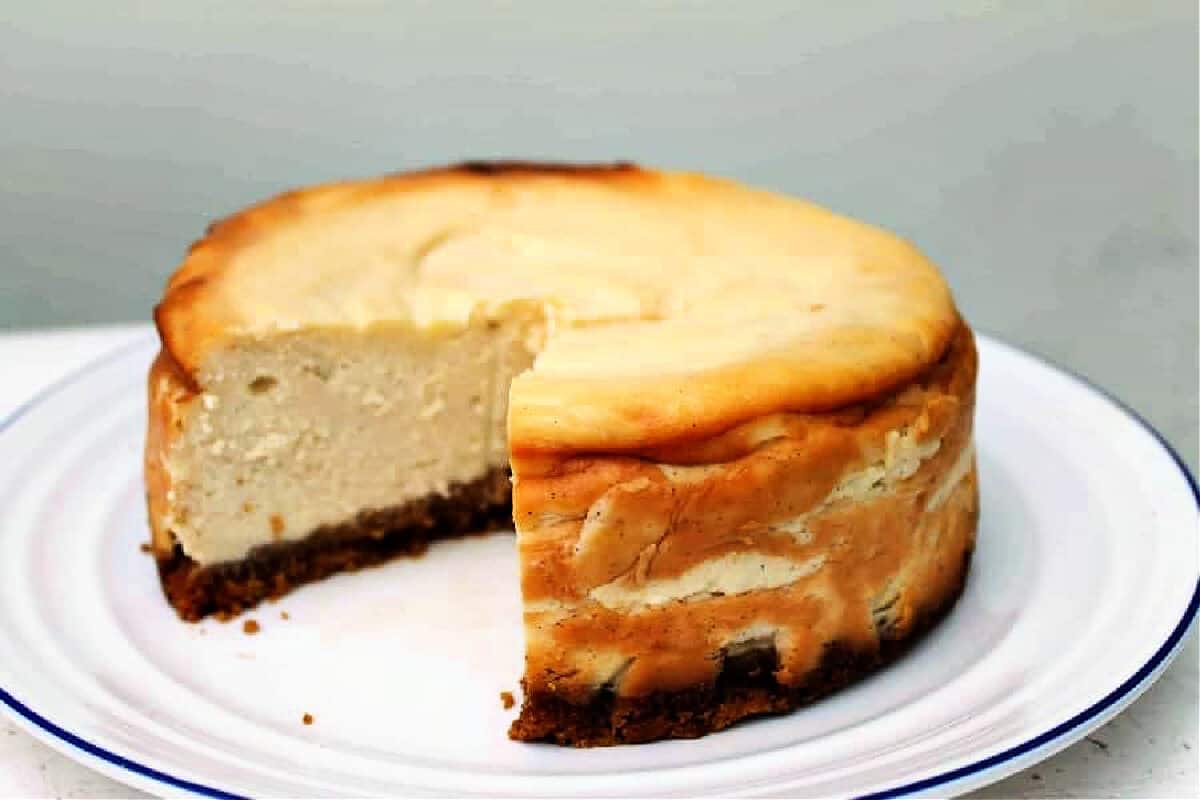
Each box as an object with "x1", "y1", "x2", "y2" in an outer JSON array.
[{"x1": 159, "y1": 317, "x2": 537, "y2": 565}]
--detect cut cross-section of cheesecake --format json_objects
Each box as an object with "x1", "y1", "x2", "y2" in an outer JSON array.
[{"x1": 145, "y1": 162, "x2": 977, "y2": 745}]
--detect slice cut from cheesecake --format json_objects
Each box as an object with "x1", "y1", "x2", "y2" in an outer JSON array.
[
  {"x1": 147, "y1": 317, "x2": 533, "y2": 619},
  {"x1": 146, "y1": 161, "x2": 977, "y2": 744}
]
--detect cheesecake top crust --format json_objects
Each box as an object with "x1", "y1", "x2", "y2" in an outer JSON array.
[{"x1": 155, "y1": 162, "x2": 958, "y2": 452}]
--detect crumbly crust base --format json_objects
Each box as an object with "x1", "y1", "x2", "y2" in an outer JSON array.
[
  {"x1": 155, "y1": 468, "x2": 511, "y2": 621},
  {"x1": 509, "y1": 546, "x2": 972, "y2": 747}
]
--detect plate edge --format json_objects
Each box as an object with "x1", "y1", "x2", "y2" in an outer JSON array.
[
  {"x1": 0, "y1": 332, "x2": 1195, "y2": 800},
  {"x1": 853, "y1": 333, "x2": 1200, "y2": 800}
]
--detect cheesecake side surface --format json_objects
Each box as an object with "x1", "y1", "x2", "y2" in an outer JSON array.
[
  {"x1": 145, "y1": 316, "x2": 538, "y2": 619},
  {"x1": 509, "y1": 321, "x2": 977, "y2": 745}
]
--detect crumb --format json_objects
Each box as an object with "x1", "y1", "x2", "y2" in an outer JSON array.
[
  {"x1": 280, "y1": 611, "x2": 290, "y2": 620},
  {"x1": 242, "y1": 619, "x2": 260, "y2": 635},
  {"x1": 1086, "y1": 735, "x2": 1110, "y2": 753},
  {"x1": 269, "y1": 514, "x2": 285, "y2": 537},
  {"x1": 138, "y1": 542, "x2": 152, "y2": 554},
  {"x1": 500, "y1": 691, "x2": 515, "y2": 710},
  {"x1": 302, "y1": 713, "x2": 313, "y2": 725},
  {"x1": 1031, "y1": 773, "x2": 1041, "y2": 781},
  {"x1": 242, "y1": 501, "x2": 255, "y2": 513}
]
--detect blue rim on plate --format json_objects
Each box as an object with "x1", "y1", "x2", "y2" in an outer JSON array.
[{"x1": 0, "y1": 333, "x2": 1196, "y2": 800}]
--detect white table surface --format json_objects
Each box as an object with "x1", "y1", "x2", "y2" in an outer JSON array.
[{"x1": 0, "y1": 325, "x2": 1195, "y2": 799}]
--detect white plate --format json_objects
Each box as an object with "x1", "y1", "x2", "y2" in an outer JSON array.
[{"x1": 0, "y1": 333, "x2": 1195, "y2": 799}]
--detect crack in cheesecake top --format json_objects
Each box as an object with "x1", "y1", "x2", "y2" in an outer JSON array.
[{"x1": 155, "y1": 162, "x2": 958, "y2": 452}]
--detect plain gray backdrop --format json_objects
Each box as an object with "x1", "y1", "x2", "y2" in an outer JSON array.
[{"x1": 2, "y1": 2, "x2": 1196, "y2": 469}]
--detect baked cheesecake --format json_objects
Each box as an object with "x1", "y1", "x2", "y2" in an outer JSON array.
[{"x1": 146, "y1": 162, "x2": 978, "y2": 745}]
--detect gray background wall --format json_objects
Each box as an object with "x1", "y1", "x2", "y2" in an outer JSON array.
[{"x1": 2, "y1": 2, "x2": 1196, "y2": 467}]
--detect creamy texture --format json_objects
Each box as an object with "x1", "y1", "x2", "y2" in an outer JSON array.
[
  {"x1": 583, "y1": 428, "x2": 951, "y2": 612},
  {"x1": 927, "y1": 440, "x2": 976, "y2": 511},
  {"x1": 588, "y1": 553, "x2": 829, "y2": 612},
  {"x1": 159, "y1": 318, "x2": 537, "y2": 564}
]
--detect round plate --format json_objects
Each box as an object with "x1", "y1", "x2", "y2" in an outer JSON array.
[{"x1": 0, "y1": 333, "x2": 1195, "y2": 798}]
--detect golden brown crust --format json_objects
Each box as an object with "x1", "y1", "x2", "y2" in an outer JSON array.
[
  {"x1": 506, "y1": 308, "x2": 959, "y2": 454},
  {"x1": 152, "y1": 161, "x2": 959, "y2": 452}
]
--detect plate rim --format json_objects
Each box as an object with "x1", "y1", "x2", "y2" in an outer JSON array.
[{"x1": 0, "y1": 330, "x2": 1196, "y2": 800}]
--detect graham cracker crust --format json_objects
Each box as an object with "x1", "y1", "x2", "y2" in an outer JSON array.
[
  {"x1": 156, "y1": 468, "x2": 511, "y2": 621},
  {"x1": 509, "y1": 547, "x2": 973, "y2": 747}
]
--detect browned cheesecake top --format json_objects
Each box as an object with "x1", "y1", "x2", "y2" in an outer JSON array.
[{"x1": 155, "y1": 162, "x2": 958, "y2": 452}]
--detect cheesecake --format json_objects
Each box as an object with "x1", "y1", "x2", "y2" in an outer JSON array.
[{"x1": 146, "y1": 162, "x2": 978, "y2": 745}]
